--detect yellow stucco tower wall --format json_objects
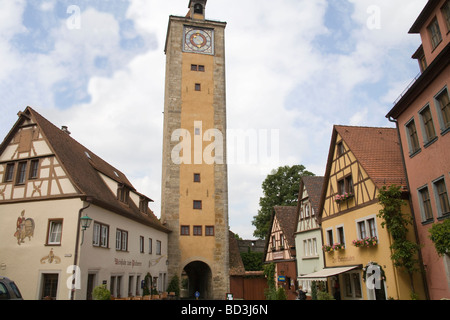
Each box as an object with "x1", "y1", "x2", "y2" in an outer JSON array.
[{"x1": 160, "y1": 0, "x2": 229, "y2": 300}]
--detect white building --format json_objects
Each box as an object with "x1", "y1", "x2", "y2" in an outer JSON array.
[{"x1": 0, "y1": 107, "x2": 170, "y2": 300}]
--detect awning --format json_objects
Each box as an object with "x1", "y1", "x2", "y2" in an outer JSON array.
[{"x1": 297, "y1": 266, "x2": 361, "y2": 282}]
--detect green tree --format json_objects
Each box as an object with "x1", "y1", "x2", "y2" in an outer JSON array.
[
  {"x1": 252, "y1": 165, "x2": 314, "y2": 239},
  {"x1": 377, "y1": 185, "x2": 421, "y2": 296},
  {"x1": 429, "y1": 219, "x2": 450, "y2": 256}
]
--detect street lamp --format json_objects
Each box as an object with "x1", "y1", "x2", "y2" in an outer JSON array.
[{"x1": 80, "y1": 214, "x2": 93, "y2": 245}]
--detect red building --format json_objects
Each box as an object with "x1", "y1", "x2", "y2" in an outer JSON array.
[{"x1": 386, "y1": 0, "x2": 450, "y2": 300}]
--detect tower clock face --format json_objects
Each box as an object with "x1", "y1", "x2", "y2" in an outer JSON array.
[{"x1": 183, "y1": 26, "x2": 214, "y2": 55}]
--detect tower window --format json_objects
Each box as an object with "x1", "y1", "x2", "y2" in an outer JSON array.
[
  {"x1": 194, "y1": 173, "x2": 201, "y2": 182},
  {"x1": 195, "y1": 83, "x2": 201, "y2": 91},
  {"x1": 194, "y1": 4, "x2": 203, "y2": 15},
  {"x1": 191, "y1": 65, "x2": 205, "y2": 72},
  {"x1": 193, "y1": 200, "x2": 202, "y2": 209}
]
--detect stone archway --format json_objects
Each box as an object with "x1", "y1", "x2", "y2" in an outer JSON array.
[{"x1": 183, "y1": 261, "x2": 212, "y2": 299}]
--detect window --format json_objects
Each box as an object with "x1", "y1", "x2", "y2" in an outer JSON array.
[
  {"x1": 357, "y1": 221, "x2": 367, "y2": 239},
  {"x1": 194, "y1": 3, "x2": 203, "y2": 14},
  {"x1": 356, "y1": 216, "x2": 378, "y2": 240},
  {"x1": 47, "y1": 220, "x2": 63, "y2": 245},
  {"x1": 193, "y1": 200, "x2": 202, "y2": 209},
  {"x1": 428, "y1": 17, "x2": 442, "y2": 49},
  {"x1": 337, "y1": 175, "x2": 353, "y2": 195},
  {"x1": 343, "y1": 272, "x2": 362, "y2": 299},
  {"x1": 193, "y1": 226, "x2": 202, "y2": 236},
  {"x1": 405, "y1": 119, "x2": 420, "y2": 155},
  {"x1": 191, "y1": 64, "x2": 205, "y2": 72},
  {"x1": 194, "y1": 173, "x2": 201, "y2": 182},
  {"x1": 280, "y1": 234, "x2": 285, "y2": 249},
  {"x1": 419, "y1": 105, "x2": 437, "y2": 144},
  {"x1": 326, "y1": 229, "x2": 334, "y2": 246},
  {"x1": 29, "y1": 159, "x2": 39, "y2": 179},
  {"x1": 433, "y1": 177, "x2": 450, "y2": 217},
  {"x1": 205, "y1": 226, "x2": 214, "y2": 236},
  {"x1": 337, "y1": 142, "x2": 344, "y2": 157},
  {"x1": 41, "y1": 274, "x2": 59, "y2": 300},
  {"x1": 271, "y1": 236, "x2": 276, "y2": 249},
  {"x1": 195, "y1": 83, "x2": 201, "y2": 91},
  {"x1": 139, "y1": 197, "x2": 149, "y2": 214},
  {"x1": 140, "y1": 236, "x2": 144, "y2": 253},
  {"x1": 4, "y1": 163, "x2": 14, "y2": 182},
  {"x1": 180, "y1": 226, "x2": 190, "y2": 236},
  {"x1": 442, "y1": 1, "x2": 450, "y2": 31},
  {"x1": 156, "y1": 240, "x2": 161, "y2": 255},
  {"x1": 435, "y1": 88, "x2": 450, "y2": 131},
  {"x1": 93, "y1": 222, "x2": 109, "y2": 248},
  {"x1": 303, "y1": 238, "x2": 318, "y2": 257},
  {"x1": 16, "y1": 162, "x2": 27, "y2": 185},
  {"x1": 337, "y1": 226, "x2": 345, "y2": 246},
  {"x1": 418, "y1": 186, "x2": 434, "y2": 222},
  {"x1": 117, "y1": 184, "x2": 130, "y2": 204},
  {"x1": 148, "y1": 238, "x2": 153, "y2": 253},
  {"x1": 116, "y1": 229, "x2": 128, "y2": 251}
]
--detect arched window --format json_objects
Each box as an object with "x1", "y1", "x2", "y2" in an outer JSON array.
[{"x1": 194, "y1": 4, "x2": 203, "y2": 14}]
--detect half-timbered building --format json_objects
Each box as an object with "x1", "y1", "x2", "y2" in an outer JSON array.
[
  {"x1": 300, "y1": 125, "x2": 426, "y2": 300},
  {"x1": 264, "y1": 206, "x2": 297, "y2": 300},
  {"x1": 0, "y1": 107, "x2": 170, "y2": 300},
  {"x1": 294, "y1": 176, "x2": 325, "y2": 297}
]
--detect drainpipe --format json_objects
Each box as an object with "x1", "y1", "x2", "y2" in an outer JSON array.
[
  {"x1": 71, "y1": 197, "x2": 92, "y2": 300},
  {"x1": 387, "y1": 116, "x2": 430, "y2": 300}
]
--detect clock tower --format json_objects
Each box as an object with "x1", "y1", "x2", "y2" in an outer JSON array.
[{"x1": 161, "y1": 0, "x2": 229, "y2": 300}]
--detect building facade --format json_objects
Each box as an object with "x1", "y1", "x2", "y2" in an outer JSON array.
[
  {"x1": 386, "y1": 0, "x2": 450, "y2": 300},
  {"x1": 160, "y1": 0, "x2": 230, "y2": 300},
  {"x1": 264, "y1": 206, "x2": 298, "y2": 300},
  {"x1": 0, "y1": 107, "x2": 169, "y2": 300},
  {"x1": 294, "y1": 176, "x2": 325, "y2": 297},
  {"x1": 304, "y1": 126, "x2": 426, "y2": 300}
]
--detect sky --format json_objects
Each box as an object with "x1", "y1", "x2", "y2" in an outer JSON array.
[{"x1": 0, "y1": 0, "x2": 428, "y2": 239}]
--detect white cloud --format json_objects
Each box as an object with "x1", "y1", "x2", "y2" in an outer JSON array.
[{"x1": 0, "y1": 0, "x2": 429, "y2": 240}]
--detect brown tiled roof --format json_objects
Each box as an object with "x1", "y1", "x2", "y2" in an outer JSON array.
[
  {"x1": 272, "y1": 206, "x2": 297, "y2": 248},
  {"x1": 16, "y1": 107, "x2": 170, "y2": 233},
  {"x1": 301, "y1": 176, "x2": 325, "y2": 215},
  {"x1": 335, "y1": 125, "x2": 407, "y2": 189},
  {"x1": 229, "y1": 231, "x2": 246, "y2": 276}
]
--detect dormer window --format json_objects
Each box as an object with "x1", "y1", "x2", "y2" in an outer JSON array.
[
  {"x1": 117, "y1": 184, "x2": 130, "y2": 204},
  {"x1": 139, "y1": 197, "x2": 149, "y2": 214}
]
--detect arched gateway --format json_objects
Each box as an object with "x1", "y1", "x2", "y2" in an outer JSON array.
[{"x1": 183, "y1": 261, "x2": 212, "y2": 299}]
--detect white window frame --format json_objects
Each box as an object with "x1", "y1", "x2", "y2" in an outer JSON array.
[
  {"x1": 355, "y1": 215, "x2": 378, "y2": 240},
  {"x1": 47, "y1": 220, "x2": 63, "y2": 245}
]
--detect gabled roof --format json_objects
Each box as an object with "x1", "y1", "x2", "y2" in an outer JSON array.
[
  {"x1": 318, "y1": 125, "x2": 407, "y2": 222},
  {"x1": 335, "y1": 125, "x2": 407, "y2": 189},
  {"x1": 301, "y1": 176, "x2": 325, "y2": 214},
  {"x1": 294, "y1": 176, "x2": 324, "y2": 228},
  {"x1": 266, "y1": 206, "x2": 297, "y2": 249},
  {"x1": 1, "y1": 107, "x2": 170, "y2": 233}
]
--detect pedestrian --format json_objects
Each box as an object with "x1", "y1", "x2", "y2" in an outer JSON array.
[{"x1": 297, "y1": 286, "x2": 307, "y2": 300}]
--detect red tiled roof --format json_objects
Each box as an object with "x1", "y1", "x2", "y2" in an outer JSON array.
[{"x1": 335, "y1": 125, "x2": 407, "y2": 189}]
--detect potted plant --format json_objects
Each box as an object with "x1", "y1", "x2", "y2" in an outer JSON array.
[{"x1": 335, "y1": 192, "x2": 354, "y2": 203}]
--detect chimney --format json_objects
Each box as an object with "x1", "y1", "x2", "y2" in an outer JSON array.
[{"x1": 61, "y1": 126, "x2": 71, "y2": 135}]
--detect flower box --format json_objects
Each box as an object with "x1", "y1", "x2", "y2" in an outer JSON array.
[
  {"x1": 352, "y1": 236, "x2": 378, "y2": 248},
  {"x1": 322, "y1": 243, "x2": 345, "y2": 252},
  {"x1": 335, "y1": 192, "x2": 354, "y2": 203}
]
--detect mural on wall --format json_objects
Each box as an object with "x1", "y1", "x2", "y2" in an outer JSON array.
[
  {"x1": 14, "y1": 210, "x2": 35, "y2": 245},
  {"x1": 40, "y1": 249, "x2": 61, "y2": 264}
]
